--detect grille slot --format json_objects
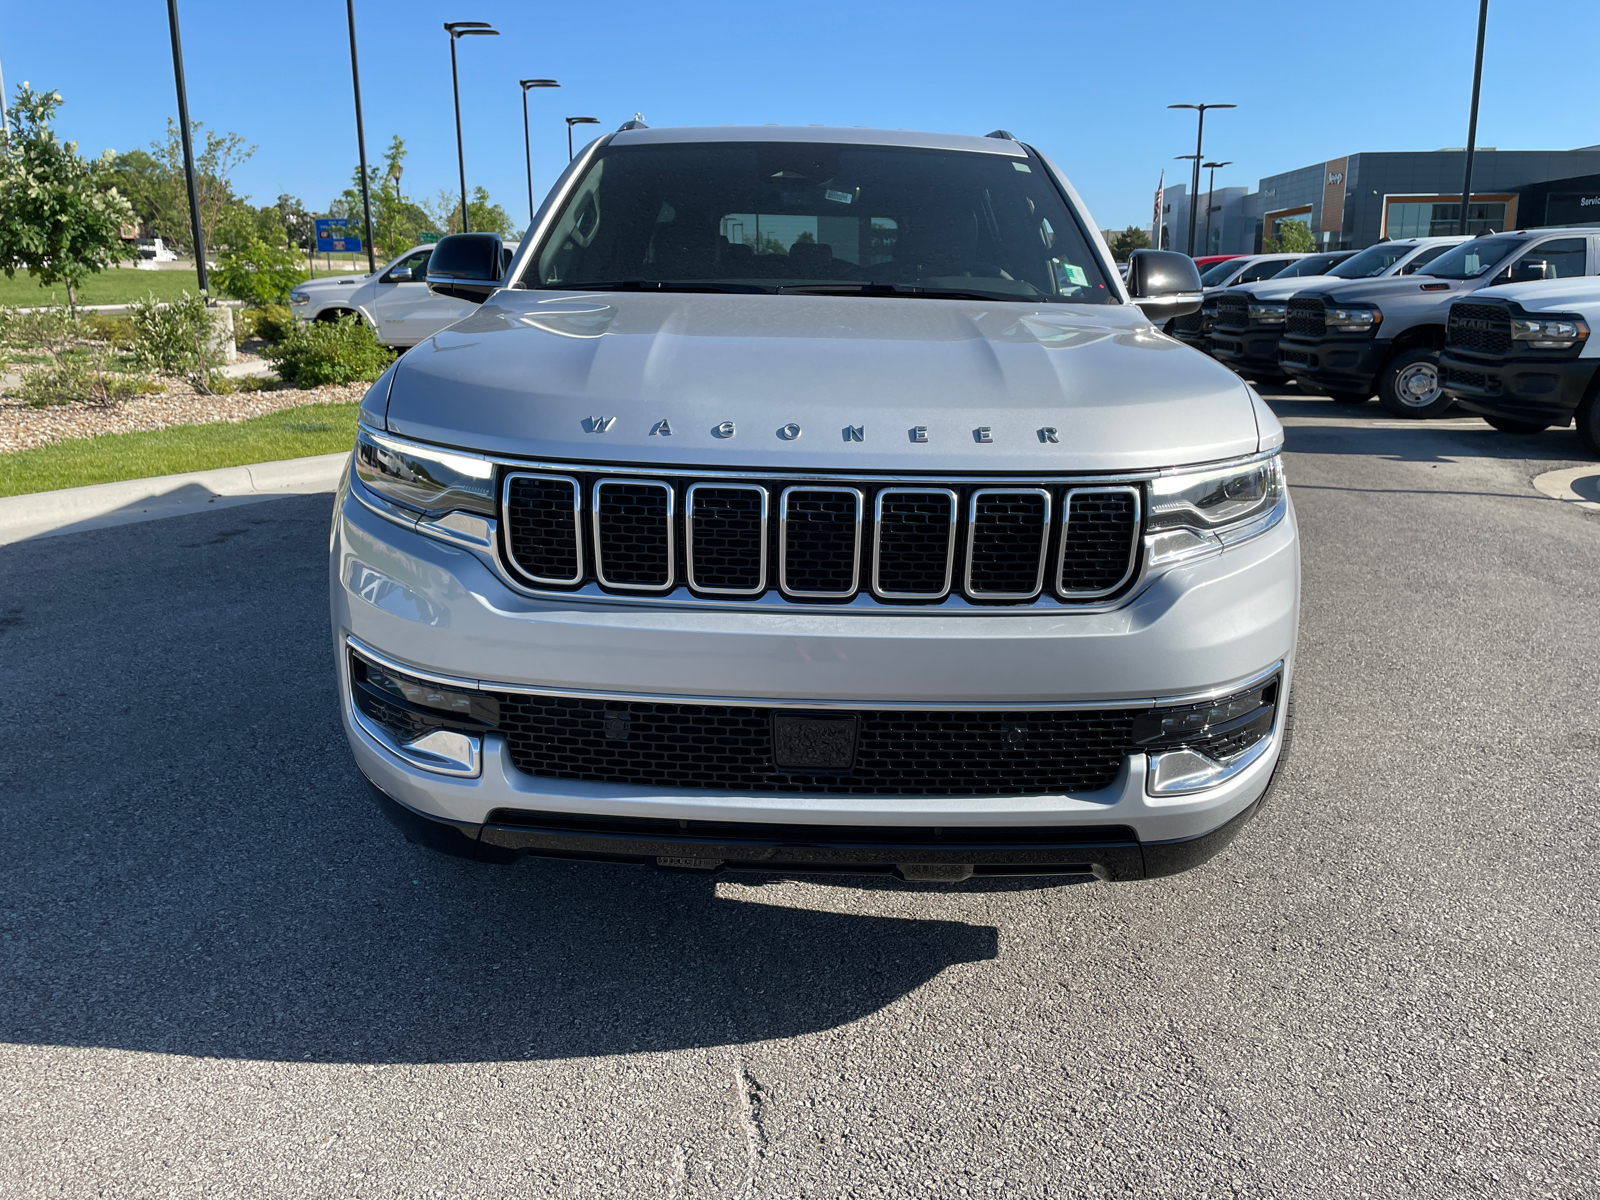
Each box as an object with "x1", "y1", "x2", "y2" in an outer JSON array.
[
  {"x1": 780, "y1": 487, "x2": 862, "y2": 598},
  {"x1": 966, "y1": 489, "x2": 1050, "y2": 600},
  {"x1": 494, "y1": 694, "x2": 1136, "y2": 796},
  {"x1": 1173, "y1": 309, "x2": 1205, "y2": 334},
  {"x1": 593, "y1": 480, "x2": 674, "y2": 590},
  {"x1": 1286, "y1": 298, "x2": 1325, "y2": 338},
  {"x1": 687, "y1": 484, "x2": 767, "y2": 595},
  {"x1": 1058, "y1": 488, "x2": 1141, "y2": 598},
  {"x1": 1443, "y1": 365, "x2": 1499, "y2": 394},
  {"x1": 1448, "y1": 303, "x2": 1513, "y2": 354},
  {"x1": 503, "y1": 473, "x2": 583, "y2": 585},
  {"x1": 1213, "y1": 294, "x2": 1249, "y2": 332},
  {"x1": 873, "y1": 489, "x2": 957, "y2": 599}
]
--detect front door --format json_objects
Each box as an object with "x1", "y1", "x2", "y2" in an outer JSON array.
[{"x1": 368, "y1": 249, "x2": 477, "y2": 346}]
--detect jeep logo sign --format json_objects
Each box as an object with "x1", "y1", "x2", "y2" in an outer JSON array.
[{"x1": 1326, "y1": 171, "x2": 1344, "y2": 185}]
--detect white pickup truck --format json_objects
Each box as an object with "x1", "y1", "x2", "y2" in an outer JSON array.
[{"x1": 289, "y1": 242, "x2": 518, "y2": 348}]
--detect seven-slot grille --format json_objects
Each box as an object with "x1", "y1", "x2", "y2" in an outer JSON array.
[
  {"x1": 1285, "y1": 297, "x2": 1325, "y2": 337},
  {"x1": 1213, "y1": 294, "x2": 1250, "y2": 332},
  {"x1": 503, "y1": 471, "x2": 1142, "y2": 606},
  {"x1": 1447, "y1": 303, "x2": 1513, "y2": 355}
]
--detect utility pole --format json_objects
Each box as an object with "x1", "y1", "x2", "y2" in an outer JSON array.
[
  {"x1": 1202, "y1": 160, "x2": 1231, "y2": 256},
  {"x1": 346, "y1": 0, "x2": 376, "y2": 272},
  {"x1": 1168, "y1": 103, "x2": 1235, "y2": 256},
  {"x1": 1458, "y1": 0, "x2": 1490, "y2": 235},
  {"x1": 164, "y1": 0, "x2": 209, "y2": 293}
]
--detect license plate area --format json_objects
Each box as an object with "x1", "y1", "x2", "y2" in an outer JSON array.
[{"x1": 771, "y1": 712, "x2": 860, "y2": 773}]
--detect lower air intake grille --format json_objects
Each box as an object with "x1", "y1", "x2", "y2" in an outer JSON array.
[
  {"x1": 494, "y1": 695, "x2": 1136, "y2": 796},
  {"x1": 1443, "y1": 366, "x2": 1499, "y2": 394}
]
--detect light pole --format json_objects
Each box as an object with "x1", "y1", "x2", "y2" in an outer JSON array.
[
  {"x1": 1174, "y1": 154, "x2": 1199, "y2": 255},
  {"x1": 1201, "y1": 160, "x2": 1231, "y2": 255},
  {"x1": 164, "y1": 0, "x2": 209, "y2": 293},
  {"x1": 1458, "y1": 0, "x2": 1489, "y2": 235},
  {"x1": 520, "y1": 79, "x2": 560, "y2": 225},
  {"x1": 566, "y1": 116, "x2": 600, "y2": 161},
  {"x1": 1168, "y1": 103, "x2": 1235, "y2": 256},
  {"x1": 444, "y1": 21, "x2": 499, "y2": 233},
  {"x1": 346, "y1": 0, "x2": 376, "y2": 273}
]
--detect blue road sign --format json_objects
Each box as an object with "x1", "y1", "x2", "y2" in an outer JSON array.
[{"x1": 315, "y1": 218, "x2": 362, "y2": 254}]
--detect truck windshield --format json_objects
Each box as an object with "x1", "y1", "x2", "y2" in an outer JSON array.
[
  {"x1": 1271, "y1": 253, "x2": 1346, "y2": 278},
  {"x1": 1420, "y1": 236, "x2": 1523, "y2": 280},
  {"x1": 1329, "y1": 242, "x2": 1417, "y2": 278},
  {"x1": 528, "y1": 141, "x2": 1113, "y2": 303}
]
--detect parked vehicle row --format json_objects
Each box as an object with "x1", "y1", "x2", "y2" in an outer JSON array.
[{"x1": 1166, "y1": 253, "x2": 1315, "y2": 352}]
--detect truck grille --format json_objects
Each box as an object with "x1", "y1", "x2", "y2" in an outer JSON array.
[
  {"x1": 503, "y1": 471, "x2": 1143, "y2": 606},
  {"x1": 1447, "y1": 303, "x2": 1513, "y2": 355},
  {"x1": 493, "y1": 694, "x2": 1136, "y2": 795},
  {"x1": 1172, "y1": 309, "x2": 1205, "y2": 334},
  {"x1": 1285, "y1": 298, "x2": 1325, "y2": 337},
  {"x1": 1213, "y1": 294, "x2": 1249, "y2": 332},
  {"x1": 1442, "y1": 365, "x2": 1500, "y2": 395}
]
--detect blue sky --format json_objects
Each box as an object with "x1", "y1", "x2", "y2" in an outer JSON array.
[{"x1": 2, "y1": 0, "x2": 1595, "y2": 236}]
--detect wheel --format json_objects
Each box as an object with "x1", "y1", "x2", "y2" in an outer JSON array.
[
  {"x1": 1328, "y1": 390, "x2": 1371, "y2": 405},
  {"x1": 1378, "y1": 349, "x2": 1455, "y2": 418},
  {"x1": 1483, "y1": 416, "x2": 1550, "y2": 435},
  {"x1": 1576, "y1": 392, "x2": 1600, "y2": 456}
]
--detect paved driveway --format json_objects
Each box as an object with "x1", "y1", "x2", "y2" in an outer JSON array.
[{"x1": 2, "y1": 393, "x2": 1597, "y2": 1198}]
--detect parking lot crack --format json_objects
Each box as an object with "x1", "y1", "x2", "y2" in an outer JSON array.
[{"x1": 729, "y1": 1046, "x2": 768, "y2": 1197}]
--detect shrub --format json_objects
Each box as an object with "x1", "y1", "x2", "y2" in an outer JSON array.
[
  {"x1": 17, "y1": 352, "x2": 158, "y2": 408},
  {"x1": 213, "y1": 238, "x2": 309, "y2": 307},
  {"x1": 0, "y1": 305, "x2": 74, "y2": 354},
  {"x1": 236, "y1": 304, "x2": 295, "y2": 346},
  {"x1": 128, "y1": 291, "x2": 227, "y2": 394},
  {"x1": 264, "y1": 312, "x2": 392, "y2": 388},
  {"x1": 77, "y1": 311, "x2": 136, "y2": 349}
]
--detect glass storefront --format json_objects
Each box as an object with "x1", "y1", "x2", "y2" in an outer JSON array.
[{"x1": 1385, "y1": 199, "x2": 1506, "y2": 239}]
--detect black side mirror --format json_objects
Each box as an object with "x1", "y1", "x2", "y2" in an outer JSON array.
[
  {"x1": 1126, "y1": 249, "x2": 1204, "y2": 320},
  {"x1": 1510, "y1": 257, "x2": 1551, "y2": 284},
  {"x1": 426, "y1": 233, "x2": 504, "y2": 304}
]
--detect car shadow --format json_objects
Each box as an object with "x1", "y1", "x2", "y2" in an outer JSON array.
[{"x1": 0, "y1": 496, "x2": 999, "y2": 1066}]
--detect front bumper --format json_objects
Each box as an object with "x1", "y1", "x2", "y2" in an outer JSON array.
[
  {"x1": 1211, "y1": 325, "x2": 1286, "y2": 379},
  {"x1": 1278, "y1": 335, "x2": 1391, "y2": 393},
  {"x1": 332, "y1": 470, "x2": 1300, "y2": 876},
  {"x1": 1441, "y1": 351, "x2": 1599, "y2": 425}
]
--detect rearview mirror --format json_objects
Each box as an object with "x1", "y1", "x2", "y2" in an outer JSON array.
[
  {"x1": 426, "y1": 233, "x2": 504, "y2": 304},
  {"x1": 1510, "y1": 257, "x2": 1552, "y2": 284},
  {"x1": 1125, "y1": 249, "x2": 1204, "y2": 320}
]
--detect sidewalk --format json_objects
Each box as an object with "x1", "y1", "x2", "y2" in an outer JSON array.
[{"x1": 0, "y1": 451, "x2": 348, "y2": 546}]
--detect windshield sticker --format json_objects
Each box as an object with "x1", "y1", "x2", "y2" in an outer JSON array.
[
  {"x1": 1058, "y1": 263, "x2": 1088, "y2": 287},
  {"x1": 825, "y1": 189, "x2": 854, "y2": 205},
  {"x1": 1012, "y1": 162, "x2": 1032, "y2": 173}
]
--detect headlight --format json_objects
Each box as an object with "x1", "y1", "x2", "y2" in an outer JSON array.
[
  {"x1": 353, "y1": 428, "x2": 495, "y2": 518},
  {"x1": 1248, "y1": 301, "x2": 1287, "y2": 325},
  {"x1": 289, "y1": 291, "x2": 311, "y2": 305},
  {"x1": 1511, "y1": 315, "x2": 1588, "y2": 350},
  {"x1": 1324, "y1": 304, "x2": 1381, "y2": 333},
  {"x1": 1145, "y1": 451, "x2": 1285, "y2": 566}
]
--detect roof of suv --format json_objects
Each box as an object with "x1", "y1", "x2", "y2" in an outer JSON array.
[{"x1": 608, "y1": 125, "x2": 1027, "y2": 156}]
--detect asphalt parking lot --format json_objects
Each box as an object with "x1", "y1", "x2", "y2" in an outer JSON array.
[{"x1": 3, "y1": 389, "x2": 1598, "y2": 1199}]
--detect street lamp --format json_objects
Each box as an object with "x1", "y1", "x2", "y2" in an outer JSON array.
[
  {"x1": 444, "y1": 21, "x2": 499, "y2": 233},
  {"x1": 1168, "y1": 103, "x2": 1235, "y2": 256},
  {"x1": 1201, "y1": 160, "x2": 1231, "y2": 255},
  {"x1": 346, "y1": 0, "x2": 376, "y2": 273},
  {"x1": 520, "y1": 79, "x2": 560, "y2": 225},
  {"x1": 163, "y1": 0, "x2": 209, "y2": 293},
  {"x1": 566, "y1": 116, "x2": 600, "y2": 161},
  {"x1": 1458, "y1": 0, "x2": 1489, "y2": 235}
]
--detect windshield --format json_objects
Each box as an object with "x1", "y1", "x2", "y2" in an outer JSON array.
[
  {"x1": 1330, "y1": 242, "x2": 1417, "y2": 278},
  {"x1": 1271, "y1": 253, "x2": 1345, "y2": 278},
  {"x1": 1199, "y1": 259, "x2": 1242, "y2": 286},
  {"x1": 1421, "y1": 236, "x2": 1524, "y2": 280},
  {"x1": 528, "y1": 141, "x2": 1113, "y2": 302}
]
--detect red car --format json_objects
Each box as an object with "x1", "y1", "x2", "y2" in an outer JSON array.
[{"x1": 1193, "y1": 254, "x2": 1244, "y2": 269}]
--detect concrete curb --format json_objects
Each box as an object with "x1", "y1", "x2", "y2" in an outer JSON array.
[
  {"x1": 0, "y1": 451, "x2": 349, "y2": 546},
  {"x1": 1532, "y1": 465, "x2": 1600, "y2": 513}
]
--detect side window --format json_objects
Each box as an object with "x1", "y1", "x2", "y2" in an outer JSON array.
[
  {"x1": 1400, "y1": 244, "x2": 1451, "y2": 274},
  {"x1": 1238, "y1": 260, "x2": 1285, "y2": 284},
  {"x1": 384, "y1": 250, "x2": 431, "y2": 281},
  {"x1": 1520, "y1": 238, "x2": 1588, "y2": 279}
]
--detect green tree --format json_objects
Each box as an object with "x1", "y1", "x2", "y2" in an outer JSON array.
[
  {"x1": 329, "y1": 140, "x2": 434, "y2": 259},
  {"x1": 0, "y1": 85, "x2": 138, "y2": 313},
  {"x1": 421, "y1": 185, "x2": 516, "y2": 238},
  {"x1": 214, "y1": 238, "x2": 308, "y2": 307},
  {"x1": 1264, "y1": 218, "x2": 1315, "y2": 254},
  {"x1": 1108, "y1": 225, "x2": 1152, "y2": 262}
]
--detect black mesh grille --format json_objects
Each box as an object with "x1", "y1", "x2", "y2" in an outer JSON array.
[
  {"x1": 1279, "y1": 347, "x2": 1313, "y2": 366},
  {"x1": 495, "y1": 695, "x2": 1135, "y2": 796},
  {"x1": 782, "y1": 489, "x2": 859, "y2": 596},
  {"x1": 1443, "y1": 365, "x2": 1499, "y2": 394},
  {"x1": 1448, "y1": 303, "x2": 1513, "y2": 354},
  {"x1": 1173, "y1": 309, "x2": 1205, "y2": 334},
  {"x1": 967, "y1": 491, "x2": 1048, "y2": 597},
  {"x1": 688, "y1": 486, "x2": 765, "y2": 593},
  {"x1": 1059, "y1": 490, "x2": 1139, "y2": 595},
  {"x1": 594, "y1": 482, "x2": 672, "y2": 588},
  {"x1": 1213, "y1": 294, "x2": 1249, "y2": 332},
  {"x1": 875, "y1": 491, "x2": 954, "y2": 596},
  {"x1": 505, "y1": 475, "x2": 581, "y2": 584},
  {"x1": 1286, "y1": 298, "x2": 1325, "y2": 338}
]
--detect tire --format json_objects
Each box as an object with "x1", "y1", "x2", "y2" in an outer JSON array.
[
  {"x1": 1328, "y1": 390, "x2": 1371, "y2": 405},
  {"x1": 1483, "y1": 416, "x2": 1550, "y2": 435},
  {"x1": 1576, "y1": 392, "x2": 1600, "y2": 457},
  {"x1": 1378, "y1": 349, "x2": 1455, "y2": 418}
]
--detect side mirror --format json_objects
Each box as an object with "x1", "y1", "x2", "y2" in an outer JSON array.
[
  {"x1": 1126, "y1": 249, "x2": 1204, "y2": 320},
  {"x1": 1510, "y1": 257, "x2": 1552, "y2": 284},
  {"x1": 382, "y1": 267, "x2": 411, "y2": 283},
  {"x1": 426, "y1": 233, "x2": 504, "y2": 304}
]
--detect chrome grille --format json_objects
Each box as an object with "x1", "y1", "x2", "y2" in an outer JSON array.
[
  {"x1": 500, "y1": 469, "x2": 1144, "y2": 607},
  {"x1": 1447, "y1": 303, "x2": 1513, "y2": 355},
  {"x1": 1213, "y1": 294, "x2": 1249, "y2": 332},
  {"x1": 1286, "y1": 297, "x2": 1325, "y2": 338}
]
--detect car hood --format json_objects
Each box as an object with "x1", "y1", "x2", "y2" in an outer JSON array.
[
  {"x1": 382, "y1": 291, "x2": 1264, "y2": 472},
  {"x1": 297, "y1": 274, "x2": 369, "y2": 294},
  {"x1": 1306, "y1": 275, "x2": 1472, "y2": 304},
  {"x1": 1237, "y1": 275, "x2": 1341, "y2": 300},
  {"x1": 1468, "y1": 278, "x2": 1600, "y2": 310}
]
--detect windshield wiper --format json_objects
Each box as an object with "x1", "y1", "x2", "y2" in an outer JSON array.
[
  {"x1": 776, "y1": 282, "x2": 1049, "y2": 303},
  {"x1": 539, "y1": 280, "x2": 764, "y2": 294}
]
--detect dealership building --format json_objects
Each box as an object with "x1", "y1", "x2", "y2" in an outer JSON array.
[{"x1": 1155, "y1": 145, "x2": 1600, "y2": 256}]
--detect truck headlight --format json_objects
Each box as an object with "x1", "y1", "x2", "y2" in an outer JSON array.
[
  {"x1": 1511, "y1": 315, "x2": 1588, "y2": 350},
  {"x1": 353, "y1": 428, "x2": 496, "y2": 518},
  {"x1": 1248, "y1": 301, "x2": 1287, "y2": 325},
  {"x1": 1145, "y1": 451, "x2": 1285, "y2": 566},
  {"x1": 289, "y1": 290, "x2": 311, "y2": 305},
  {"x1": 1324, "y1": 305, "x2": 1381, "y2": 333}
]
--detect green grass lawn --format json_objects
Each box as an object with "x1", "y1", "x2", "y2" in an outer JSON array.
[
  {"x1": 0, "y1": 402, "x2": 359, "y2": 497},
  {"x1": 0, "y1": 262, "x2": 372, "y2": 309}
]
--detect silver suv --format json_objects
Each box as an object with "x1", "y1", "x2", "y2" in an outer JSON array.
[{"x1": 333, "y1": 126, "x2": 1299, "y2": 882}]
